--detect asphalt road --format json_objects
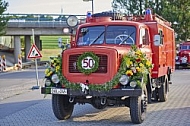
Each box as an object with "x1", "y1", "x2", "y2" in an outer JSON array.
[
  {"x1": 0, "y1": 68, "x2": 190, "y2": 126},
  {"x1": 0, "y1": 67, "x2": 45, "y2": 100}
]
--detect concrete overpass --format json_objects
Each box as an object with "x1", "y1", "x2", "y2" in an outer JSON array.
[
  {"x1": 2, "y1": 13, "x2": 86, "y2": 66},
  {"x1": 6, "y1": 21, "x2": 69, "y2": 63},
  {"x1": 6, "y1": 21, "x2": 69, "y2": 36}
]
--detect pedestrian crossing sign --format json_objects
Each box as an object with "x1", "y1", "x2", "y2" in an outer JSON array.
[{"x1": 27, "y1": 44, "x2": 42, "y2": 59}]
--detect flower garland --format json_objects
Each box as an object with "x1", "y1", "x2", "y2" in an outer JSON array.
[
  {"x1": 45, "y1": 45, "x2": 153, "y2": 91},
  {"x1": 123, "y1": 45, "x2": 153, "y2": 87},
  {"x1": 77, "y1": 52, "x2": 99, "y2": 75},
  {"x1": 45, "y1": 54, "x2": 62, "y2": 77}
]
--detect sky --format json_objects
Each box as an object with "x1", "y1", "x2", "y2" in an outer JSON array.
[{"x1": 5, "y1": 0, "x2": 113, "y2": 15}]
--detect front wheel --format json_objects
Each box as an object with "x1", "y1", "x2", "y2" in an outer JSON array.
[
  {"x1": 130, "y1": 87, "x2": 147, "y2": 124},
  {"x1": 52, "y1": 94, "x2": 74, "y2": 120}
]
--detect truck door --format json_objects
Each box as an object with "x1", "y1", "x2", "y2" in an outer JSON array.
[
  {"x1": 139, "y1": 28, "x2": 152, "y2": 62},
  {"x1": 159, "y1": 29, "x2": 167, "y2": 69}
]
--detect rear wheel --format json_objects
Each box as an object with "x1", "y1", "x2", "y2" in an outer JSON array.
[
  {"x1": 158, "y1": 76, "x2": 168, "y2": 102},
  {"x1": 130, "y1": 86, "x2": 147, "y2": 124},
  {"x1": 52, "y1": 95, "x2": 74, "y2": 120}
]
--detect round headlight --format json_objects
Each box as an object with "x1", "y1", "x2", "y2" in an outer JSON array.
[
  {"x1": 45, "y1": 79, "x2": 51, "y2": 86},
  {"x1": 130, "y1": 81, "x2": 137, "y2": 88},
  {"x1": 51, "y1": 74, "x2": 60, "y2": 84},
  {"x1": 66, "y1": 15, "x2": 78, "y2": 27},
  {"x1": 119, "y1": 75, "x2": 129, "y2": 85}
]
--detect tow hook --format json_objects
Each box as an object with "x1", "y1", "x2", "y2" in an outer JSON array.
[
  {"x1": 101, "y1": 97, "x2": 107, "y2": 105},
  {"x1": 69, "y1": 97, "x2": 74, "y2": 103}
]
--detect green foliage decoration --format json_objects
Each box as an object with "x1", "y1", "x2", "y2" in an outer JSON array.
[{"x1": 45, "y1": 45, "x2": 153, "y2": 91}]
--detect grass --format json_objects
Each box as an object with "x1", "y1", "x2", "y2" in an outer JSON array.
[
  {"x1": 40, "y1": 49, "x2": 62, "y2": 61},
  {"x1": 41, "y1": 36, "x2": 70, "y2": 49},
  {"x1": 39, "y1": 35, "x2": 70, "y2": 61},
  {"x1": 19, "y1": 35, "x2": 70, "y2": 61}
]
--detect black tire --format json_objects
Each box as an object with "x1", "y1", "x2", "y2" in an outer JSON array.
[
  {"x1": 147, "y1": 92, "x2": 152, "y2": 104},
  {"x1": 91, "y1": 97, "x2": 107, "y2": 109},
  {"x1": 130, "y1": 87, "x2": 147, "y2": 124},
  {"x1": 52, "y1": 94, "x2": 74, "y2": 120},
  {"x1": 146, "y1": 74, "x2": 152, "y2": 104},
  {"x1": 175, "y1": 65, "x2": 179, "y2": 69},
  {"x1": 158, "y1": 76, "x2": 168, "y2": 102}
]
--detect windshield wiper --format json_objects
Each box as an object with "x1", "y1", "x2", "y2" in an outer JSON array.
[
  {"x1": 119, "y1": 31, "x2": 135, "y2": 45},
  {"x1": 89, "y1": 31, "x2": 105, "y2": 46}
]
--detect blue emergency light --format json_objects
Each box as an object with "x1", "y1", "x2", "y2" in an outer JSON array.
[
  {"x1": 145, "y1": 9, "x2": 152, "y2": 15},
  {"x1": 87, "y1": 12, "x2": 92, "y2": 18}
]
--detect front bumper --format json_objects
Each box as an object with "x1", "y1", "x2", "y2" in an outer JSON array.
[
  {"x1": 175, "y1": 62, "x2": 189, "y2": 66},
  {"x1": 41, "y1": 87, "x2": 142, "y2": 97}
]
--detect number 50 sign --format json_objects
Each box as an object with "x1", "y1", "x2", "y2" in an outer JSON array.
[
  {"x1": 82, "y1": 57, "x2": 95, "y2": 69},
  {"x1": 77, "y1": 52, "x2": 99, "y2": 75}
]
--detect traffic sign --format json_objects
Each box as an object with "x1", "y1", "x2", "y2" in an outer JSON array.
[{"x1": 27, "y1": 44, "x2": 42, "y2": 59}]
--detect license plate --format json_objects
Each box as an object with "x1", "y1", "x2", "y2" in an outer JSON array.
[{"x1": 51, "y1": 88, "x2": 67, "y2": 95}]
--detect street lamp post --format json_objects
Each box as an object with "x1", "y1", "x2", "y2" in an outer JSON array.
[{"x1": 83, "y1": 0, "x2": 94, "y2": 14}]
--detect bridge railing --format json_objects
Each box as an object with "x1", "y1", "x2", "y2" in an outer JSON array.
[
  {"x1": 2, "y1": 13, "x2": 86, "y2": 22},
  {"x1": 7, "y1": 21, "x2": 69, "y2": 28}
]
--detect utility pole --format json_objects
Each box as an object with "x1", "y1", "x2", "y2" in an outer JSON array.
[{"x1": 83, "y1": 0, "x2": 94, "y2": 14}]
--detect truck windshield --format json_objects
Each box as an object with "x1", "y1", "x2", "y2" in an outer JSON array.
[
  {"x1": 106, "y1": 26, "x2": 136, "y2": 45},
  {"x1": 180, "y1": 45, "x2": 190, "y2": 50},
  {"x1": 77, "y1": 25, "x2": 136, "y2": 46},
  {"x1": 77, "y1": 26, "x2": 105, "y2": 46}
]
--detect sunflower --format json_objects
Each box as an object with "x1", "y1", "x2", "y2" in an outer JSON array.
[{"x1": 126, "y1": 70, "x2": 133, "y2": 76}]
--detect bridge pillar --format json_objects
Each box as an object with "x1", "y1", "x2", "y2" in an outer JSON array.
[
  {"x1": 35, "y1": 35, "x2": 41, "y2": 51},
  {"x1": 25, "y1": 35, "x2": 31, "y2": 62},
  {"x1": 14, "y1": 36, "x2": 21, "y2": 64},
  {"x1": 35, "y1": 35, "x2": 41, "y2": 61}
]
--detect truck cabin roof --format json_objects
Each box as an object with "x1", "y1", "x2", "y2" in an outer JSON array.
[{"x1": 85, "y1": 9, "x2": 171, "y2": 27}]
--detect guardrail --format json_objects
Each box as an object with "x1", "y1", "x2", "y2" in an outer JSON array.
[
  {"x1": 7, "y1": 21, "x2": 68, "y2": 28},
  {"x1": 1, "y1": 61, "x2": 48, "y2": 73},
  {"x1": 2, "y1": 13, "x2": 86, "y2": 22},
  {"x1": 21, "y1": 61, "x2": 48, "y2": 69}
]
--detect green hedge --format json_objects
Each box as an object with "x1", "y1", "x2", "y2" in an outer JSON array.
[{"x1": 41, "y1": 36, "x2": 70, "y2": 49}]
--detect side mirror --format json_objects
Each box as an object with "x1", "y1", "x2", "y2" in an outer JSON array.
[
  {"x1": 154, "y1": 35, "x2": 161, "y2": 46},
  {"x1": 58, "y1": 37, "x2": 62, "y2": 48}
]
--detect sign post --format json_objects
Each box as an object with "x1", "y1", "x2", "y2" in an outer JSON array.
[
  {"x1": 27, "y1": 29, "x2": 42, "y2": 89},
  {"x1": 58, "y1": 37, "x2": 62, "y2": 48}
]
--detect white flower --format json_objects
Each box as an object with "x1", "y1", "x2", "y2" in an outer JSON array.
[{"x1": 131, "y1": 67, "x2": 137, "y2": 73}]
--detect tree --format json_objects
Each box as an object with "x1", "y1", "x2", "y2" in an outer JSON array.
[
  {"x1": 112, "y1": 0, "x2": 190, "y2": 41},
  {"x1": 0, "y1": 0, "x2": 8, "y2": 36},
  {"x1": 162, "y1": 0, "x2": 190, "y2": 41}
]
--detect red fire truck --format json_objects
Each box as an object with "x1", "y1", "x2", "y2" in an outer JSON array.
[
  {"x1": 175, "y1": 41, "x2": 190, "y2": 68},
  {"x1": 41, "y1": 9, "x2": 176, "y2": 124}
]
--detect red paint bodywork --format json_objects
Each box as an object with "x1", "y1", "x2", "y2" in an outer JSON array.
[{"x1": 63, "y1": 13, "x2": 175, "y2": 85}]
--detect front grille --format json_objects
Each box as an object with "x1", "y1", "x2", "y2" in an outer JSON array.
[{"x1": 69, "y1": 54, "x2": 108, "y2": 73}]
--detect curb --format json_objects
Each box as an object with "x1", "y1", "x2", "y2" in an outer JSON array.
[{"x1": 1, "y1": 61, "x2": 48, "y2": 72}]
